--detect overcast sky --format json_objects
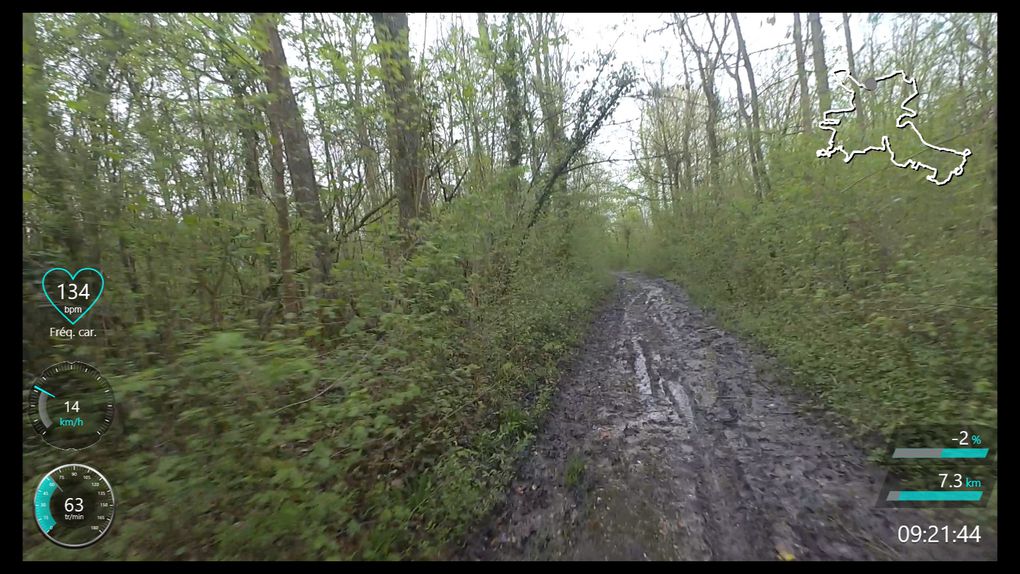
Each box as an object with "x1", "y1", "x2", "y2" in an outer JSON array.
[
  {"x1": 405, "y1": 13, "x2": 895, "y2": 180},
  {"x1": 277, "y1": 14, "x2": 909, "y2": 183}
]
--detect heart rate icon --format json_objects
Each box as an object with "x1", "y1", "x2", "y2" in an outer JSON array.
[{"x1": 41, "y1": 268, "x2": 105, "y2": 326}]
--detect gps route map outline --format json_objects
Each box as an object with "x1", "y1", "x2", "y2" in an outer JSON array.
[{"x1": 815, "y1": 68, "x2": 972, "y2": 186}]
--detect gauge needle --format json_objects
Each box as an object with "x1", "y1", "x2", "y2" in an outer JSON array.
[{"x1": 34, "y1": 385, "x2": 56, "y2": 398}]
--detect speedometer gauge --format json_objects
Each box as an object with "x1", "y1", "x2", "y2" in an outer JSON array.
[{"x1": 28, "y1": 361, "x2": 115, "y2": 450}]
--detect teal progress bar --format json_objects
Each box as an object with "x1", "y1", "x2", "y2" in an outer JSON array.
[
  {"x1": 892, "y1": 448, "x2": 989, "y2": 459},
  {"x1": 886, "y1": 490, "x2": 983, "y2": 502}
]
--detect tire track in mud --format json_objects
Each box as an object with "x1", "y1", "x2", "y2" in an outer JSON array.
[{"x1": 461, "y1": 273, "x2": 996, "y2": 561}]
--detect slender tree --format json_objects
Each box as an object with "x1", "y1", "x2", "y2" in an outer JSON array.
[
  {"x1": 371, "y1": 12, "x2": 429, "y2": 230},
  {"x1": 255, "y1": 13, "x2": 333, "y2": 286},
  {"x1": 677, "y1": 13, "x2": 727, "y2": 191},
  {"x1": 808, "y1": 12, "x2": 832, "y2": 114},
  {"x1": 842, "y1": 13, "x2": 856, "y2": 78},
  {"x1": 732, "y1": 13, "x2": 770, "y2": 198},
  {"x1": 793, "y1": 13, "x2": 812, "y2": 132}
]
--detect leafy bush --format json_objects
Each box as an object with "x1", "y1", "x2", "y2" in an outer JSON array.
[
  {"x1": 23, "y1": 187, "x2": 614, "y2": 560},
  {"x1": 628, "y1": 137, "x2": 996, "y2": 444}
]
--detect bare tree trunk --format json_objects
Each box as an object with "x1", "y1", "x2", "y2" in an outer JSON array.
[
  {"x1": 677, "y1": 14, "x2": 723, "y2": 191},
  {"x1": 527, "y1": 14, "x2": 569, "y2": 205},
  {"x1": 986, "y1": 28, "x2": 997, "y2": 228},
  {"x1": 263, "y1": 105, "x2": 300, "y2": 319},
  {"x1": 901, "y1": 14, "x2": 920, "y2": 100},
  {"x1": 839, "y1": 13, "x2": 868, "y2": 126},
  {"x1": 732, "y1": 14, "x2": 770, "y2": 199},
  {"x1": 300, "y1": 13, "x2": 340, "y2": 231},
  {"x1": 714, "y1": 20, "x2": 757, "y2": 197},
  {"x1": 808, "y1": 13, "x2": 831, "y2": 115},
  {"x1": 255, "y1": 13, "x2": 332, "y2": 286},
  {"x1": 495, "y1": 14, "x2": 525, "y2": 202},
  {"x1": 678, "y1": 41, "x2": 695, "y2": 199},
  {"x1": 371, "y1": 12, "x2": 429, "y2": 231},
  {"x1": 842, "y1": 13, "x2": 856, "y2": 77},
  {"x1": 793, "y1": 13, "x2": 812, "y2": 133},
  {"x1": 990, "y1": 100, "x2": 997, "y2": 228},
  {"x1": 337, "y1": 14, "x2": 382, "y2": 205}
]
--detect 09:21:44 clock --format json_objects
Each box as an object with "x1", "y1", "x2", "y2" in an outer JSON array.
[{"x1": 897, "y1": 525, "x2": 981, "y2": 544}]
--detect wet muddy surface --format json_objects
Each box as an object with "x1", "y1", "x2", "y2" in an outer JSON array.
[{"x1": 461, "y1": 273, "x2": 996, "y2": 561}]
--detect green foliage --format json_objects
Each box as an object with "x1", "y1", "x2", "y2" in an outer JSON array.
[
  {"x1": 628, "y1": 133, "x2": 996, "y2": 445},
  {"x1": 23, "y1": 180, "x2": 615, "y2": 561},
  {"x1": 24, "y1": 9, "x2": 996, "y2": 561},
  {"x1": 623, "y1": 12, "x2": 996, "y2": 451},
  {"x1": 21, "y1": 10, "x2": 625, "y2": 561}
]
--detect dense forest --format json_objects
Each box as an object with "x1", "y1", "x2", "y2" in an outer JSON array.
[{"x1": 23, "y1": 13, "x2": 996, "y2": 560}]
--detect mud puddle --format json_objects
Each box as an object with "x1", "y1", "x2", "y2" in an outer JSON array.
[{"x1": 460, "y1": 274, "x2": 996, "y2": 560}]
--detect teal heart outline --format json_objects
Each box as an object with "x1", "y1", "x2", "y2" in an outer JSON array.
[{"x1": 42, "y1": 267, "x2": 105, "y2": 326}]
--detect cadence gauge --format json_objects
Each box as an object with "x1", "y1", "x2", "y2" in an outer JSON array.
[{"x1": 34, "y1": 464, "x2": 115, "y2": 548}]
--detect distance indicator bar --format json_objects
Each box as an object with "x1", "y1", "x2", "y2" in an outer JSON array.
[
  {"x1": 891, "y1": 448, "x2": 989, "y2": 459},
  {"x1": 886, "y1": 490, "x2": 984, "y2": 502}
]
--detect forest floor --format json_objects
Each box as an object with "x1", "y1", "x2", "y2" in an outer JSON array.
[{"x1": 459, "y1": 273, "x2": 996, "y2": 561}]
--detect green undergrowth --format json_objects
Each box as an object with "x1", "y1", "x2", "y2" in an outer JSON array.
[
  {"x1": 23, "y1": 191, "x2": 615, "y2": 560},
  {"x1": 627, "y1": 139, "x2": 996, "y2": 453},
  {"x1": 625, "y1": 148, "x2": 997, "y2": 531}
]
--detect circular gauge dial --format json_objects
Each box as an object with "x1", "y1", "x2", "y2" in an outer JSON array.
[
  {"x1": 34, "y1": 464, "x2": 115, "y2": 548},
  {"x1": 28, "y1": 361, "x2": 115, "y2": 450}
]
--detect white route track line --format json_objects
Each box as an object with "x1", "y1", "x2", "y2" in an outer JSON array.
[{"x1": 815, "y1": 68, "x2": 972, "y2": 186}]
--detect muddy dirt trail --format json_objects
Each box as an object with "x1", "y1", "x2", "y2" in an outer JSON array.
[{"x1": 462, "y1": 273, "x2": 996, "y2": 561}]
